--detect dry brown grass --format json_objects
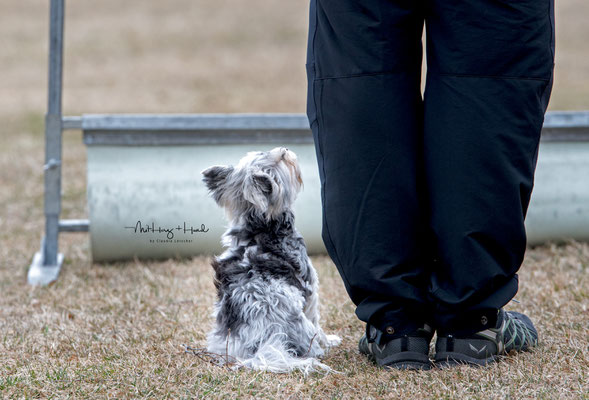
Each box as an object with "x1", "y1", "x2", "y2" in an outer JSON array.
[
  {"x1": 1, "y1": 247, "x2": 588, "y2": 398},
  {"x1": 1, "y1": 0, "x2": 588, "y2": 398}
]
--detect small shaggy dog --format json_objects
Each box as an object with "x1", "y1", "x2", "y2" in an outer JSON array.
[{"x1": 201, "y1": 147, "x2": 340, "y2": 373}]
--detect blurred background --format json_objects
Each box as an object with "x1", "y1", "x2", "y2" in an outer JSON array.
[
  {"x1": 0, "y1": 0, "x2": 587, "y2": 266},
  {"x1": 1, "y1": 0, "x2": 587, "y2": 119}
]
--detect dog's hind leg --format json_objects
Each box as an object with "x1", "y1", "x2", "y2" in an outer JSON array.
[
  {"x1": 235, "y1": 280, "x2": 335, "y2": 372},
  {"x1": 303, "y1": 282, "x2": 342, "y2": 349}
]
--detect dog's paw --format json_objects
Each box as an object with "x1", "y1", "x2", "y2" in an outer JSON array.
[{"x1": 325, "y1": 334, "x2": 342, "y2": 347}]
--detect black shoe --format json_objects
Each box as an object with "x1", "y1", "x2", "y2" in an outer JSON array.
[
  {"x1": 359, "y1": 324, "x2": 434, "y2": 370},
  {"x1": 434, "y1": 309, "x2": 539, "y2": 367}
]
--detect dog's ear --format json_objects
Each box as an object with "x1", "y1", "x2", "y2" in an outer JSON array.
[
  {"x1": 243, "y1": 168, "x2": 277, "y2": 212},
  {"x1": 201, "y1": 165, "x2": 233, "y2": 202}
]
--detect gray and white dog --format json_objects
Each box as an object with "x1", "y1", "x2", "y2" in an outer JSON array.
[{"x1": 201, "y1": 147, "x2": 340, "y2": 373}]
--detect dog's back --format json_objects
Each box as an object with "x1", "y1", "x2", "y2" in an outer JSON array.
[
  {"x1": 201, "y1": 148, "x2": 340, "y2": 373},
  {"x1": 208, "y1": 211, "x2": 330, "y2": 372}
]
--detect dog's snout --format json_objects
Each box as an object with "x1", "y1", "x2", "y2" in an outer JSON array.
[{"x1": 278, "y1": 147, "x2": 290, "y2": 160}]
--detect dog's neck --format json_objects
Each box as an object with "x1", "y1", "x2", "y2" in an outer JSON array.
[{"x1": 226, "y1": 210, "x2": 296, "y2": 244}]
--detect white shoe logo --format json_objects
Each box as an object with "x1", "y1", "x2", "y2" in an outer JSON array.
[
  {"x1": 369, "y1": 343, "x2": 386, "y2": 354},
  {"x1": 469, "y1": 344, "x2": 488, "y2": 354}
]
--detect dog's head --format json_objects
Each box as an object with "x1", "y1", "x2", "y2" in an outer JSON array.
[{"x1": 201, "y1": 147, "x2": 303, "y2": 221}]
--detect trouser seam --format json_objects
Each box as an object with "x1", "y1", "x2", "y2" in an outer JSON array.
[
  {"x1": 309, "y1": 1, "x2": 345, "y2": 286},
  {"x1": 313, "y1": 75, "x2": 350, "y2": 292},
  {"x1": 436, "y1": 72, "x2": 550, "y2": 82},
  {"x1": 315, "y1": 69, "x2": 414, "y2": 81}
]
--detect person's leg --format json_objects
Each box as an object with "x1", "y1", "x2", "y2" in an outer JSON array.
[
  {"x1": 423, "y1": 0, "x2": 555, "y2": 336},
  {"x1": 306, "y1": 0, "x2": 431, "y2": 339}
]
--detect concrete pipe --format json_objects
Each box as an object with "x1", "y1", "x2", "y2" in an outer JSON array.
[
  {"x1": 84, "y1": 113, "x2": 589, "y2": 262},
  {"x1": 84, "y1": 114, "x2": 325, "y2": 261},
  {"x1": 526, "y1": 141, "x2": 589, "y2": 244}
]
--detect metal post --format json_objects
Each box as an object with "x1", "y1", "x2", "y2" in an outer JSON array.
[{"x1": 28, "y1": 0, "x2": 65, "y2": 285}]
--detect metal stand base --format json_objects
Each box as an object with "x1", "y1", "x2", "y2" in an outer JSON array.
[{"x1": 28, "y1": 251, "x2": 63, "y2": 285}]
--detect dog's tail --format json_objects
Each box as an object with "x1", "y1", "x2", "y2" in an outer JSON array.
[
  {"x1": 238, "y1": 337, "x2": 334, "y2": 374},
  {"x1": 209, "y1": 332, "x2": 336, "y2": 374}
]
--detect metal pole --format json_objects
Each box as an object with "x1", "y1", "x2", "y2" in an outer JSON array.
[
  {"x1": 29, "y1": 0, "x2": 65, "y2": 284},
  {"x1": 43, "y1": 0, "x2": 64, "y2": 266}
]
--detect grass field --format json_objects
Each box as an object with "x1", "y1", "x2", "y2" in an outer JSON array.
[{"x1": 1, "y1": 0, "x2": 588, "y2": 398}]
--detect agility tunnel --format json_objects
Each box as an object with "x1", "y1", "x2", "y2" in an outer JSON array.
[
  {"x1": 77, "y1": 111, "x2": 589, "y2": 262},
  {"x1": 82, "y1": 114, "x2": 322, "y2": 261}
]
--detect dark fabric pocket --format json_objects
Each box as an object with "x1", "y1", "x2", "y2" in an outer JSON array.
[{"x1": 305, "y1": 63, "x2": 318, "y2": 128}]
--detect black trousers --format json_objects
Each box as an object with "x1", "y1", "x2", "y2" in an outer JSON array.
[{"x1": 306, "y1": 0, "x2": 555, "y2": 338}]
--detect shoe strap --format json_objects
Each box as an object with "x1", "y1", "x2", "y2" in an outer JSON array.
[
  {"x1": 366, "y1": 324, "x2": 382, "y2": 344},
  {"x1": 367, "y1": 323, "x2": 433, "y2": 344},
  {"x1": 474, "y1": 321, "x2": 506, "y2": 354}
]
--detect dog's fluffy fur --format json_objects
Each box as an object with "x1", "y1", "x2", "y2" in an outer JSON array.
[{"x1": 201, "y1": 147, "x2": 341, "y2": 373}]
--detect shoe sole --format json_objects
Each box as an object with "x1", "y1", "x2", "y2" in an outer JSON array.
[
  {"x1": 434, "y1": 351, "x2": 500, "y2": 368},
  {"x1": 386, "y1": 361, "x2": 432, "y2": 371},
  {"x1": 361, "y1": 349, "x2": 432, "y2": 370}
]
